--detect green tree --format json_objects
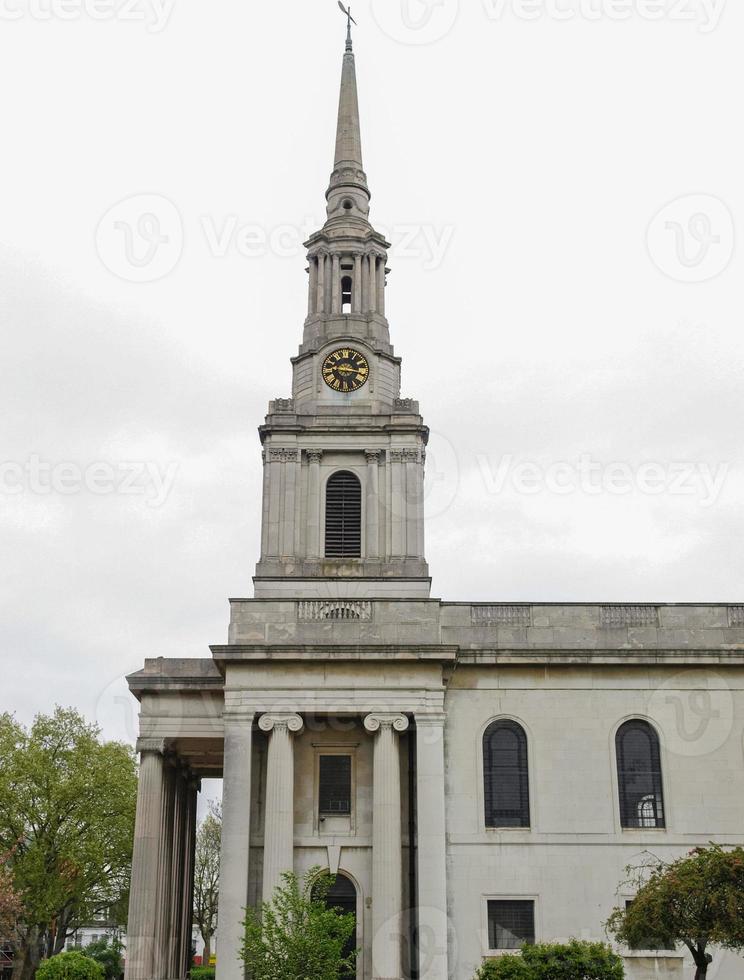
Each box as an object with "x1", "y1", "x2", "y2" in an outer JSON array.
[
  {"x1": 193, "y1": 802, "x2": 221, "y2": 965},
  {"x1": 0, "y1": 851, "x2": 23, "y2": 939},
  {"x1": 476, "y1": 941, "x2": 623, "y2": 980},
  {"x1": 607, "y1": 845, "x2": 744, "y2": 980},
  {"x1": 0, "y1": 709, "x2": 137, "y2": 980},
  {"x1": 82, "y1": 937, "x2": 124, "y2": 980},
  {"x1": 240, "y1": 869, "x2": 357, "y2": 980},
  {"x1": 36, "y1": 952, "x2": 104, "y2": 980}
]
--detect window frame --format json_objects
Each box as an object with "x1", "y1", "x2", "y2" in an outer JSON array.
[
  {"x1": 481, "y1": 895, "x2": 539, "y2": 957},
  {"x1": 481, "y1": 717, "x2": 532, "y2": 830},
  {"x1": 323, "y1": 469, "x2": 363, "y2": 559},
  {"x1": 318, "y1": 753, "x2": 353, "y2": 817},
  {"x1": 313, "y1": 746, "x2": 357, "y2": 834},
  {"x1": 614, "y1": 718, "x2": 667, "y2": 832}
]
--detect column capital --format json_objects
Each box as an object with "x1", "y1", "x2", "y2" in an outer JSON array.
[
  {"x1": 136, "y1": 738, "x2": 172, "y2": 756},
  {"x1": 259, "y1": 713, "x2": 304, "y2": 735},
  {"x1": 306, "y1": 448, "x2": 324, "y2": 464},
  {"x1": 364, "y1": 713, "x2": 409, "y2": 735},
  {"x1": 365, "y1": 449, "x2": 383, "y2": 464}
]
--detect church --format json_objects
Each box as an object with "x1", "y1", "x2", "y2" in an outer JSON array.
[{"x1": 123, "y1": 21, "x2": 744, "y2": 980}]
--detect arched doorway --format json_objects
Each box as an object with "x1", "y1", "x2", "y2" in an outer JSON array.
[{"x1": 323, "y1": 874, "x2": 357, "y2": 979}]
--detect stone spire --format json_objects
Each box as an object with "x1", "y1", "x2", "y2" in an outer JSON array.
[{"x1": 326, "y1": 25, "x2": 370, "y2": 220}]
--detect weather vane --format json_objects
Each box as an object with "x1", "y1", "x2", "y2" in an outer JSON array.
[{"x1": 338, "y1": 2, "x2": 357, "y2": 50}]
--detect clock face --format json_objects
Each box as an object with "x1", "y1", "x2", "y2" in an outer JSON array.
[{"x1": 322, "y1": 347, "x2": 370, "y2": 393}]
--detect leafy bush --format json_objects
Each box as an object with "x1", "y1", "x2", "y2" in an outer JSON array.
[
  {"x1": 190, "y1": 968, "x2": 216, "y2": 980},
  {"x1": 36, "y1": 952, "x2": 105, "y2": 980},
  {"x1": 83, "y1": 937, "x2": 124, "y2": 980},
  {"x1": 476, "y1": 941, "x2": 624, "y2": 980}
]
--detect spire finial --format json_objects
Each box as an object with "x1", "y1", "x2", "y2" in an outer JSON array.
[{"x1": 337, "y1": 2, "x2": 357, "y2": 52}]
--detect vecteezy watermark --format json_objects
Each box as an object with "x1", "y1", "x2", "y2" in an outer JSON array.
[
  {"x1": 647, "y1": 194, "x2": 735, "y2": 282},
  {"x1": 0, "y1": 456, "x2": 179, "y2": 508},
  {"x1": 0, "y1": 0, "x2": 175, "y2": 32},
  {"x1": 475, "y1": 455, "x2": 729, "y2": 506},
  {"x1": 96, "y1": 194, "x2": 183, "y2": 283},
  {"x1": 95, "y1": 194, "x2": 455, "y2": 282},
  {"x1": 647, "y1": 670, "x2": 734, "y2": 758},
  {"x1": 370, "y1": 0, "x2": 459, "y2": 45},
  {"x1": 482, "y1": 0, "x2": 726, "y2": 32}
]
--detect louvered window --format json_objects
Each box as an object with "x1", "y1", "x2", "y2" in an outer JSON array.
[
  {"x1": 325, "y1": 471, "x2": 362, "y2": 558},
  {"x1": 487, "y1": 900, "x2": 535, "y2": 949},
  {"x1": 483, "y1": 720, "x2": 530, "y2": 828},
  {"x1": 319, "y1": 755, "x2": 352, "y2": 815},
  {"x1": 617, "y1": 720, "x2": 665, "y2": 829}
]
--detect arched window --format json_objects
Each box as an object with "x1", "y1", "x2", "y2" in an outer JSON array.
[
  {"x1": 341, "y1": 275, "x2": 353, "y2": 314},
  {"x1": 616, "y1": 720, "x2": 665, "y2": 829},
  {"x1": 483, "y1": 720, "x2": 530, "y2": 828},
  {"x1": 325, "y1": 471, "x2": 362, "y2": 558},
  {"x1": 313, "y1": 874, "x2": 357, "y2": 979}
]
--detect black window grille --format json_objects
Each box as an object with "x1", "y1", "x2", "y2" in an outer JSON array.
[
  {"x1": 319, "y1": 755, "x2": 352, "y2": 815},
  {"x1": 483, "y1": 720, "x2": 530, "y2": 828},
  {"x1": 487, "y1": 900, "x2": 535, "y2": 950},
  {"x1": 616, "y1": 720, "x2": 665, "y2": 829},
  {"x1": 325, "y1": 471, "x2": 362, "y2": 558}
]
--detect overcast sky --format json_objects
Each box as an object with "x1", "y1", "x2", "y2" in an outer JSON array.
[{"x1": 2, "y1": 0, "x2": 742, "y2": 771}]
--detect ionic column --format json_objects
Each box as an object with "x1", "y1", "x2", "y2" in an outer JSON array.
[
  {"x1": 377, "y1": 257, "x2": 386, "y2": 316},
  {"x1": 353, "y1": 254, "x2": 363, "y2": 313},
  {"x1": 368, "y1": 252, "x2": 378, "y2": 313},
  {"x1": 331, "y1": 254, "x2": 341, "y2": 314},
  {"x1": 216, "y1": 710, "x2": 255, "y2": 980},
  {"x1": 364, "y1": 713, "x2": 410, "y2": 980},
  {"x1": 125, "y1": 742, "x2": 168, "y2": 980},
  {"x1": 259, "y1": 714, "x2": 304, "y2": 903},
  {"x1": 316, "y1": 252, "x2": 327, "y2": 314},
  {"x1": 390, "y1": 450, "x2": 405, "y2": 558},
  {"x1": 168, "y1": 770, "x2": 187, "y2": 979},
  {"x1": 306, "y1": 450, "x2": 323, "y2": 559},
  {"x1": 178, "y1": 777, "x2": 199, "y2": 979},
  {"x1": 415, "y1": 714, "x2": 449, "y2": 980},
  {"x1": 307, "y1": 257, "x2": 318, "y2": 316},
  {"x1": 155, "y1": 760, "x2": 177, "y2": 979},
  {"x1": 365, "y1": 450, "x2": 381, "y2": 559}
]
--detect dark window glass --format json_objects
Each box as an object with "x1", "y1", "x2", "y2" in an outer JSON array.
[
  {"x1": 487, "y1": 900, "x2": 535, "y2": 950},
  {"x1": 341, "y1": 275, "x2": 353, "y2": 313},
  {"x1": 483, "y1": 720, "x2": 530, "y2": 828},
  {"x1": 616, "y1": 720, "x2": 665, "y2": 829},
  {"x1": 319, "y1": 755, "x2": 352, "y2": 815},
  {"x1": 325, "y1": 471, "x2": 362, "y2": 558}
]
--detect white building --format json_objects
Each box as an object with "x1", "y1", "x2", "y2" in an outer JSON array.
[{"x1": 123, "y1": 22, "x2": 744, "y2": 980}]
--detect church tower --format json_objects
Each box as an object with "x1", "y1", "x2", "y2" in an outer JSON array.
[{"x1": 253, "y1": 25, "x2": 430, "y2": 600}]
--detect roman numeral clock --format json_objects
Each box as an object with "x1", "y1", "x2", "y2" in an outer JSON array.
[{"x1": 322, "y1": 347, "x2": 370, "y2": 393}]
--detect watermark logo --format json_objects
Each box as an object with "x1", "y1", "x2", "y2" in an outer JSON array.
[
  {"x1": 0, "y1": 455, "x2": 179, "y2": 508},
  {"x1": 96, "y1": 194, "x2": 183, "y2": 283},
  {"x1": 648, "y1": 670, "x2": 734, "y2": 758},
  {"x1": 475, "y1": 455, "x2": 729, "y2": 507},
  {"x1": 482, "y1": 0, "x2": 727, "y2": 31},
  {"x1": 370, "y1": 0, "x2": 459, "y2": 45},
  {"x1": 647, "y1": 194, "x2": 735, "y2": 283},
  {"x1": 0, "y1": 0, "x2": 175, "y2": 32}
]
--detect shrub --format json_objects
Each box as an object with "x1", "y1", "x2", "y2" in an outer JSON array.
[
  {"x1": 476, "y1": 941, "x2": 624, "y2": 980},
  {"x1": 190, "y1": 968, "x2": 216, "y2": 980},
  {"x1": 36, "y1": 952, "x2": 106, "y2": 980},
  {"x1": 82, "y1": 937, "x2": 124, "y2": 980}
]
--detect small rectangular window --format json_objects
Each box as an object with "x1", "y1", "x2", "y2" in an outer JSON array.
[
  {"x1": 487, "y1": 900, "x2": 535, "y2": 950},
  {"x1": 319, "y1": 755, "x2": 352, "y2": 815}
]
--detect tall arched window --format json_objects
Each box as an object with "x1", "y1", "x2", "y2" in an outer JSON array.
[
  {"x1": 325, "y1": 471, "x2": 362, "y2": 558},
  {"x1": 341, "y1": 275, "x2": 353, "y2": 314},
  {"x1": 616, "y1": 720, "x2": 665, "y2": 829},
  {"x1": 483, "y1": 720, "x2": 530, "y2": 828}
]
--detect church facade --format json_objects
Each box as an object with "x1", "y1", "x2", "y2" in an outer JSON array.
[{"x1": 124, "y1": 27, "x2": 744, "y2": 980}]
